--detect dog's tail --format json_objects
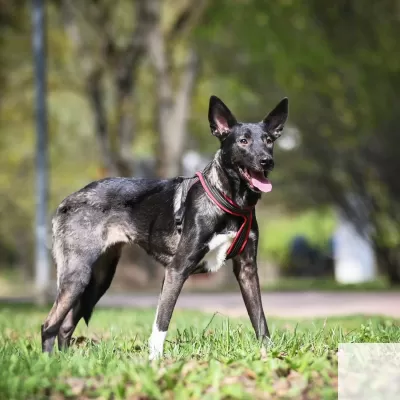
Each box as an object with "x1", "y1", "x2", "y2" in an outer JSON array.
[
  {"x1": 80, "y1": 250, "x2": 120, "y2": 326},
  {"x1": 80, "y1": 279, "x2": 97, "y2": 325}
]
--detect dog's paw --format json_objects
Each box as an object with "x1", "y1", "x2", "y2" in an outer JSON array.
[
  {"x1": 148, "y1": 329, "x2": 167, "y2": 361},
  {"x1": 263, "y1": 337, "x2": 274, "y2": 347},
  {"x1": 148, "y1": 350, "x2": 162, "y2": 361}
]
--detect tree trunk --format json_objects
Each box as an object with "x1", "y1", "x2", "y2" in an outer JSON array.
[
  {"x1": 86, "y1": 67, "x2": 118, "y2": 176},
  {"x1": 146, "y1": 0, "x2": 199, "y2": 178},
  {"x1": 155, "y1": 49, "x2": 198, "y2": 178},
  {"x1": 62, "y1": 0, "x2": 154, "y2": 177}
]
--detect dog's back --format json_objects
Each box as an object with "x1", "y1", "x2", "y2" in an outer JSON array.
[{"x1": 52, "y1": 176, "x2": 184, "y2": 271}]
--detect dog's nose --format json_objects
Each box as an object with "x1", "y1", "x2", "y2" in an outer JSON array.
[{"x1": 260, "y1": 158, "x2": 274, "y2": 169}]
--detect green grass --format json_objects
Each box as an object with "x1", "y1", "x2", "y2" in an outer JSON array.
[{"x1": 0, "y1": 305, "x2": 399, "y2": 399}]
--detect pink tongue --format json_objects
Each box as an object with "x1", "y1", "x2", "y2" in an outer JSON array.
[{"x1": 250, "y1": 171, "x2": 272, "y2": 192}]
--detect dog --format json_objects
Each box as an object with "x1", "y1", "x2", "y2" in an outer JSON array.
[{"x1": 41, "y1": 95, "x2": 289, "y2": 360}]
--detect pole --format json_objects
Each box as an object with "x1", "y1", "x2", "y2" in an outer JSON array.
[{"x1": 32, "y1": 0, "x2": 50, "y2": 305}]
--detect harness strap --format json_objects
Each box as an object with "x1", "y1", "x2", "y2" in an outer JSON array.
[
  {"x1": 195, "y1": 172, "x2": 254, "y2": 259},
  {"x1": 174, "y1": 176, "x2": 199, "y2": 234},
  {"x1": 174, "y1": 171, "x2": 255, "y2": 259}
]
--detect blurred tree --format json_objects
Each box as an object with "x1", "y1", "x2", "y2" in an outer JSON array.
[
  {"x1": 60, "y1": 0, "x2": 205, "y2": 177},
  {"x1": 1, "y1": 0, "x2": 400, "y2": 287},
  {"x1": 195, "y1": 0, "x2": 400, "y2": 284},
  {"x1": 0, "y1": 2, "x2": 36, "y2": 276}
]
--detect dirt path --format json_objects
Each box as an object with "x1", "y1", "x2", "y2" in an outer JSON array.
[
  {"x1": 95, "y1": 291, "x2": 400, "y2": 318},
  {"x1": 2, "y1": 291, "x2": 399, "y2": 318}
]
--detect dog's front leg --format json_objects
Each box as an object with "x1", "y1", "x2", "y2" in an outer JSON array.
[
  {"x1": 148, "y1": 220, "x2": 211, "y2": 361},
  {"x1": 232, "y1": 257, "x2": 270, "y2": 340},
  {"x1": 148, "y1": 268, "x2": 187, "y2": 360}
]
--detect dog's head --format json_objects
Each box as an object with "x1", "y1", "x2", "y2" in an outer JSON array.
[{"x1": 208, "y1": 95, "x2": 288, "y2": 193}]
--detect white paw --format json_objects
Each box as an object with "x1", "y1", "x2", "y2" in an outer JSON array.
[
  {"x1": 148, "y1": 329, "x2": 167, "y2": 361},
  {"x1": 148, "y1": 348, "x2": 162, "y2": 361}
]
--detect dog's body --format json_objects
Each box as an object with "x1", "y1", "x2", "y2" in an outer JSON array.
[{"x1": 41, "y1": 96, "x2": 288, "y2": 359}]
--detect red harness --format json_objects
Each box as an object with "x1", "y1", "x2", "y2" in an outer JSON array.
[{"x1": 195, "y1": 172, "x2": 254, "y2": 259}]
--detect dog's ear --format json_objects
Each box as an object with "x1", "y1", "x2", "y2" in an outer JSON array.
[
  {"x1": 208, "y1": 95, "x2": 238, "y2": 139},
  {"x1": 262, "y1": 97, "x2": 288, "y2": 139}
]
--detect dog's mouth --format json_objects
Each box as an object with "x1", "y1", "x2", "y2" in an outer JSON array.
[{"x1": 238, "y1": 167, "x2": 272, "y2": 193}]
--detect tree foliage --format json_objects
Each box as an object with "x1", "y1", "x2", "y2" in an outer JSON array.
[{"x1": 1, "y1": 0, "x2": 400, "y2": 283}]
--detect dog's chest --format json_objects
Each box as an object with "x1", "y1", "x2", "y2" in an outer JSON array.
[{"x1": 201, "y1": 232, "x2": 236, "y2": 272}]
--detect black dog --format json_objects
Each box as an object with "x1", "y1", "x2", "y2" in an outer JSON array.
[{"x1": 41, "y1": 95, "x2": 288, "y2": 359}]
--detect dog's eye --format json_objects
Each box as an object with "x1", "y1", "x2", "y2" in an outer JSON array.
[{"x1": 240, "y1": 138, "x2": 248, "y2": 145}]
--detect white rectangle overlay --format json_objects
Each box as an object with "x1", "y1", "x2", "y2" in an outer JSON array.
[{"x1": 338, "y1": 343, "x2": 400, "y2": 400}]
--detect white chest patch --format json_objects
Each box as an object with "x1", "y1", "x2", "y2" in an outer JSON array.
[{"x1": 202, "y1": 232, "x2": 236, "y2": 272}]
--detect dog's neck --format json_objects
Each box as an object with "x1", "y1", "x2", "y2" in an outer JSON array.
[{"x1": 203, "y1": 150, "x2": 261, "y2": 208}]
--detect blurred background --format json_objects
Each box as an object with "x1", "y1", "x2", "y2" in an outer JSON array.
[{"x1": 1, "y1": 0, "x2": 400, "y2": 301}]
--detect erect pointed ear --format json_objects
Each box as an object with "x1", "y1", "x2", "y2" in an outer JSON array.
[
  {"x1": 262, "y1": 97, "x2": 289, "y2": 139},
  {"x1": 208, "y1": 95, "x2": 238, "y2": 139}
]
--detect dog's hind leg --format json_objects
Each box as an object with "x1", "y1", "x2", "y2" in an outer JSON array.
[
  {"x1": 57, "y1": 245, "x2": 121, "y2": 350},
  {"x1": 41, "y1": 259, "x2": 93, "y2": 353},
  {"x1": 56, "y1": 303, "x2": 83, "y2": 351}
]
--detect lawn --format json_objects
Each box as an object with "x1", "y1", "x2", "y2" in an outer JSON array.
[{"x1": 0, "y1": 304, "x2": 399, "y2": 399}]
